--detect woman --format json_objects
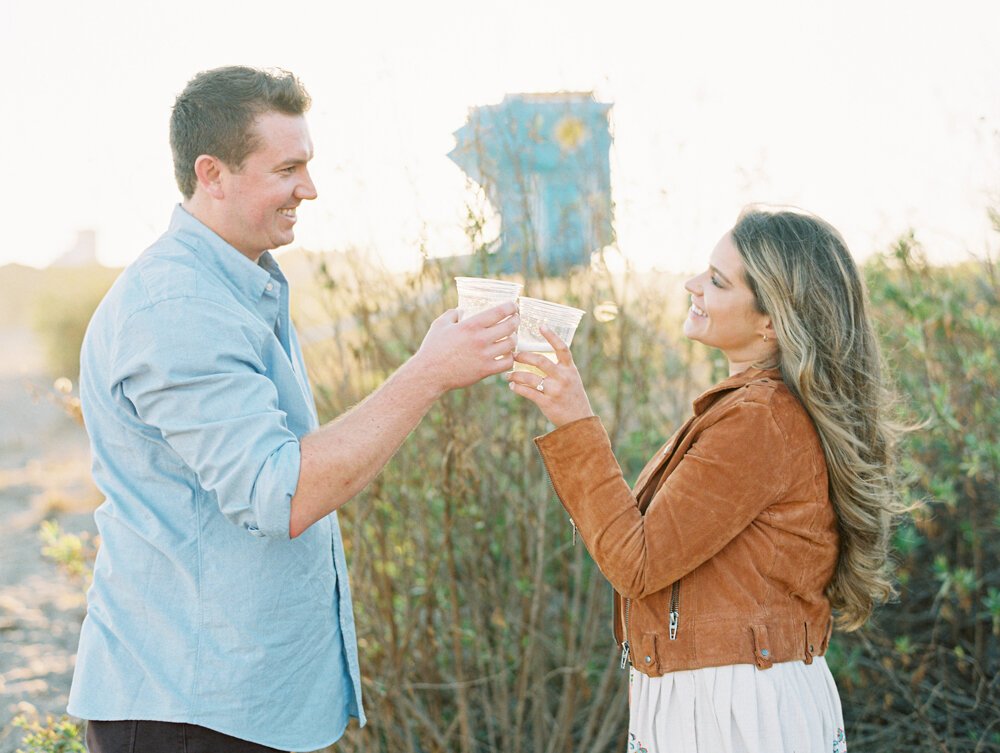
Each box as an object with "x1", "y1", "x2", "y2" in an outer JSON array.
[{"x1": 507, "y1": 207, "x2": 901, "y2": 753}]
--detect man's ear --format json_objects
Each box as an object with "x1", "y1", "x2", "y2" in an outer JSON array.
[{"x1": 193, "y1": 154, "x2": 226, "y2": 199}]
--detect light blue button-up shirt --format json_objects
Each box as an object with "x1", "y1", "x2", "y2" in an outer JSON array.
[{"x1": 69, "y1": 205, "x2": 365, "y2": 751}]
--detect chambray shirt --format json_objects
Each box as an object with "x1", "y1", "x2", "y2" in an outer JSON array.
[{"x1": 69, "y1": 206, "x2": 365, "y2": 751}]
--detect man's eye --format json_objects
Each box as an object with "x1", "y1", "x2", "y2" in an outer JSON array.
[{"x1": 280, "y1": 166, "x2": 296, "y2": 174}]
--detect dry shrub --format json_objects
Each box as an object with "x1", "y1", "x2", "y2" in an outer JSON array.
[{"x1": 301, "y1": 250, "x2": 702, "y2": 753}]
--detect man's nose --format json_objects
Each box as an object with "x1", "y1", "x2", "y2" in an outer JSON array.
[{"x1": 297, "y1": 168, "x2": 318, "y2": 201}]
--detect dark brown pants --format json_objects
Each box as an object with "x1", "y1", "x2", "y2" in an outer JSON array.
[{"x1": 85, "y1": 720, "x2": 285, "y2": 753}]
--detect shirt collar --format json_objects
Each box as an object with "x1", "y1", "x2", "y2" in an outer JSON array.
[
  {"x1": 692, "y1": 365, "x2": 783, "y2": 415},
  {"x1": 167, "y1": 204, "x2": 278, "y2": 303}
]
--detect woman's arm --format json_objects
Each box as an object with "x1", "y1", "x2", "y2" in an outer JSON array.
[{"x1": 531, "y1": 396, "x2": 793, "y2": 600}]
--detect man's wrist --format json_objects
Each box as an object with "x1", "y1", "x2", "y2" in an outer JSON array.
[{"x1": 396, "y1": 352, "x2": 449, "y2": 405}]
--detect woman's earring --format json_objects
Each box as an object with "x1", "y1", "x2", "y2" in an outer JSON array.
[{"x1": 762, "y1": 334, "x2": 769, "y2": 342}]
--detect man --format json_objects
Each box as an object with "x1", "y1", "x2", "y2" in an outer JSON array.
[{"x1": 69, "y1": 66, "x2": 518, "y2": 752}]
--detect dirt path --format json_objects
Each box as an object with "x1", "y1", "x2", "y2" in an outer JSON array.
[{"x1": 0, "y1": 326, "x2": 99, "y2": 752}]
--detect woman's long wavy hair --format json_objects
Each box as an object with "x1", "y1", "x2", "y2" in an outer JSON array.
[{"x1": 732, "y1": 206, "x2": 904, "y2": 631}]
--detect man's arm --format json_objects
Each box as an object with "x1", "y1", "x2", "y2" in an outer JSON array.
[{"x1": 288, "y1": 302, "x2": 518, "y2": 537}]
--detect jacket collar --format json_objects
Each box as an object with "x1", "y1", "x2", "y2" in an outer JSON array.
[{"x1": 692, "y1": 366, "x2": 783, "y2": 415}]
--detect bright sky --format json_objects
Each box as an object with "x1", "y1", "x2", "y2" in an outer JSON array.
[{"x1": 2, "y1": 0, "x2": 998, "y2": 274}]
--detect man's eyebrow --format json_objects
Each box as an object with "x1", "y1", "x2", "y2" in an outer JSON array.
[
  {"x1": 279, "y1": 148, "x2": 314, "y2": 166},
  {"x1": 710, "y1": 265, "x2": 733, "y2": 286},
  {"x1": 274, "y1": 155, "x2": 312, "y2": 170}
]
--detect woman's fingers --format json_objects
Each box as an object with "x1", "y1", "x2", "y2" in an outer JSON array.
[
  {"x1": 506, "y1": 368, "x2": 547, "y2": 393},
  {"x1": 539, "y1": 325, "x2": 573, "y2": 366},
  {"x1": 508, "y1": 378, "x2": 545, "y2": 404},
  {"x1": 513, "y1": 350, "x2": 556, "y2": 374}
]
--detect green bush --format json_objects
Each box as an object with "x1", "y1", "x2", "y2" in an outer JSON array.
[
  {"x1": 29, "y1": 266, "x2": 119, "y2": 380},
  {"x1": 831, "y1": 235, "x2": 1000, "y2": 751}
]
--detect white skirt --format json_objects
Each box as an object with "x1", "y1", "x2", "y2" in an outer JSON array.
[{"x1": 627, "y1": 658, "x2": 848, "y2": 753}]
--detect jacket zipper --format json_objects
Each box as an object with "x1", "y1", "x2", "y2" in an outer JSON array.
[
  {"x1": 621, "y1": 581, "x2": 679, "y2": 670},
  {"x1": 542, "y1": 468, "x2": 577, "y2": 546},
  {"x1": 619, "y1": 595, "x2": 631, "y2": 669},
  {"x1": 669, "y1": 582, "x2": 680, "y2": 640}
]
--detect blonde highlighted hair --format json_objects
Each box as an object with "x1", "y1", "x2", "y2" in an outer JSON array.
[{"x1": 732, "y1": 206, "x2": 903, "y2": 631}]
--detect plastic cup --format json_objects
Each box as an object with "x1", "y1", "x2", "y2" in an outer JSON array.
[
  {"x1": 454, "y1": 277, "x2": 523, "y2": 321},
  {"x1": 515, "y1": 296, "x2": 586, "y2": 376}
]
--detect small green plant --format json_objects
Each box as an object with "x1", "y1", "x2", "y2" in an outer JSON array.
[
  {"x1": 12, "y1": 715, "x2": 85, "y2": 753},
  {"x1": 39, "y1": 520, "x2": 97, "y2": 582}
]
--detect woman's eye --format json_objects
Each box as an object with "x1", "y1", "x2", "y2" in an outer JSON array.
[{"x1": 710, "y1": 274, "x2": 722, "y2": 288}]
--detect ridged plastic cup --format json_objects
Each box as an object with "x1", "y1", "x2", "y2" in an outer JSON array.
[
  {"x1": 514, "y1": 296, "x2": 586, "y2": 376},
  {"x1": 455, "y1": 277, "x2": 523, "y2": 321}
]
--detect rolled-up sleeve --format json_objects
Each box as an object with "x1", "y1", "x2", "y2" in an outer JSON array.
[{"x1": 115, "y1": 297, "x2": 299, "y2": 539}]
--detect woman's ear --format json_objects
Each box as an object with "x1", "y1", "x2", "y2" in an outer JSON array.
[{"x1": 760, "y1": 317, "x2": 775, "y2": 342}]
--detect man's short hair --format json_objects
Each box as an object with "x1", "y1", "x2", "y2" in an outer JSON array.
[{"x1": 170, "y1": 66, "x2": 311, "y2": 199}]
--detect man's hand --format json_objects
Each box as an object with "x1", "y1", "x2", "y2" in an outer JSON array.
[
  {"x1": 412, "y1": 302, "x2": 519, "y2": 397},
  {"x1": 289, "y1": 301, "x2": 519, "y2": 538}
]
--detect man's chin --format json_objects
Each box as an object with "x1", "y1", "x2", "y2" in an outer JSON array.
[{"x1": 276, "y1": 231, "x2": 296, "y2": 249}]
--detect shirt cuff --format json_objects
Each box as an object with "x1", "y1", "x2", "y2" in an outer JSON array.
[{"x1": 248, "y1": 439, "x2": 300, "y2": 539}]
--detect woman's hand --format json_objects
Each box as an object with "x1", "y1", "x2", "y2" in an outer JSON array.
[{"x1": 506, "y1": 325, "x2": 594, "y2": 428}]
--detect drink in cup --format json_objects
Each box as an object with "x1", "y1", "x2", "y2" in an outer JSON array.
[
  {"x1": 454, "y1": 277, "x2": 523, "y2": 320},
  {"x1": 514, "y1": 297, "x2": 585, "y2": 376}
]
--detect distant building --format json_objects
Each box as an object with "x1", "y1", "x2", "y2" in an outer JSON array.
[
  {"x1": 448, "y1": 93, "x2": 613, "y2": 275},
  {"x1": 51, "y1": 229, "x2": 98, "y2": 268}
]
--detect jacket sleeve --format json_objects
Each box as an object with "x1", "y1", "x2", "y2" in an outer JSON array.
[{"x1": 535, "y1": 399, "x2": 790, "y2": 599}]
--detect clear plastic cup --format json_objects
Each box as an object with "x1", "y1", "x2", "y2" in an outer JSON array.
[
  {"x1": 515, "y1": 296, "x2": 586, "y2": 376},
  {"x1": 454, "y1": 277, "x2": 523, "y2": 321}
]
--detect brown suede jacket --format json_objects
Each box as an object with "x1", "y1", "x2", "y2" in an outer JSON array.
[{"x1": 535, "y1": 367, "x2": 838, "y2": 676}]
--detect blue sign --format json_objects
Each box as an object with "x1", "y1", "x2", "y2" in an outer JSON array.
[{"x1": 449, "y1": 93, "x2": 613, "y2": 274}]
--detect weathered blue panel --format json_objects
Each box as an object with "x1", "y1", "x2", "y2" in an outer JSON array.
[{"x1": 448, "y1": 93, "x2": 613, "y2": 274}]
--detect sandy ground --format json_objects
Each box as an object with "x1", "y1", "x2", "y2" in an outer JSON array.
[{"x1": 0, "y1": 326, "x2": 100, "y2": 752}]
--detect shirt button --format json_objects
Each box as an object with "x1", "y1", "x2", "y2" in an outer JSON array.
[
  {"x1": 266, "y1": 282, "x2": 274, "y2": 291},
  {"x1": 645, "y1": 655, "x2": 651, "y2": 663},
  {"x1": 761, "y1": 649, "x2": 770, "y2": 658}
]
